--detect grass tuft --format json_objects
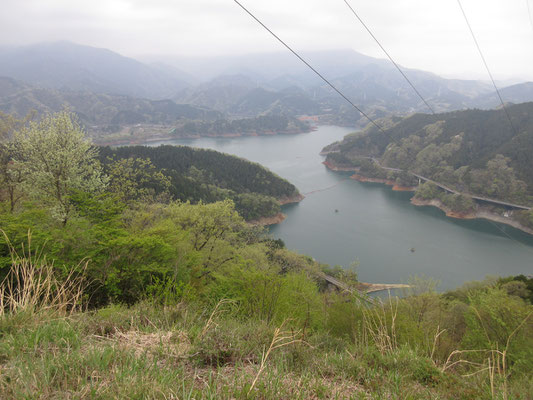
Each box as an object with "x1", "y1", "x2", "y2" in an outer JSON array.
[{"x1": 1, "y1": 230, "x2": 87, "y2": 316}]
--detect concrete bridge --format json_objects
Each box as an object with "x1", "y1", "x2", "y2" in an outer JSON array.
[
  {"x1": 411, "y1": 173, "x2": 531, "y2": 211},
  {"x1": 316, "y1": 271, "x2": 410, "y2": 294},
  {"x1": 364, "y1": 157, "x2": 531, "y2": 211}
]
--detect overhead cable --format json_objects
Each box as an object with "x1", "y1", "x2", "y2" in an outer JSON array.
[
  {"x1": 342, "y1": 0, "x2": 435, "y2": 114},
  {"x1": 526, "y1": 0, "x2": 533, "y2": 29},
  {"x1": 456, "y1": 0, "x2": 517, "y2": 134},
  {"x1": 233, "y1": 0, "x2": 386, "y2": 133}
]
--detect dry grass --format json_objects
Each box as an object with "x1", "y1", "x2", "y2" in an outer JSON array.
[
  {"x1": 0, "y1": 230, "x2": 88, "y2": 316},
  {"x1": 248, "y1": 320, "x2": 308, "y2": 395},
  {"x1": 200, "y1": 298, "x2": 234, "y2": 338},
  {"x1": 113, "y1": 329, "x2": 191, "y2": 359},
  {"x1": 441, "y1": 309, "x2": 533, "y2": 399},
  {"x1": 361, "y1": 296, "x2": 399, "y2": 354}
]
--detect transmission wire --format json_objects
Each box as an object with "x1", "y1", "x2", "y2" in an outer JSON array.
[
  {"x1": 233, "y1": 0, "x2": 386, "y2": 134},
  {"x1": 342, "y1": 0, "x2": 435, "y2": 114},
  {"x1": 456, "y1": 0, "x2": 517, "y2": 135},
  {"x1": 527, "y1": 0, "x2": 533, "y2": 31}
]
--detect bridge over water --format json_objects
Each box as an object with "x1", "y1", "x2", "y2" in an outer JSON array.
[
  {"x1": 363, "y1": 157, "x2": 532, "y2": 211},
  {"x1": 316, "y1": 271, "x2": 410, "y2": 294}
]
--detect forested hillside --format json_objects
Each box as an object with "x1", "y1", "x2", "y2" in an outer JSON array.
[
  {"x1": 0, "y1": 77, "x2": 222, "y2": 128},
  {"x1": 170, "y1": 114, "x2": 309, "y2": 137},
  {"x1": 324, "y1": 102, "x2": 533, "y2": 206},
  {"x1": 99, "y1": 145, "x2": 301, "y2": 220},
  {"x1": 0, "y1": 77, "x2": 310, "y2": 143}
]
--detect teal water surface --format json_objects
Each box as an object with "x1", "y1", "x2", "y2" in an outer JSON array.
[{"x1": 148, "y1": 126, "x2": 533, "y2": 290}]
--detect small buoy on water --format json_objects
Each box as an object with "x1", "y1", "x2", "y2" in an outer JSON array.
[
  {"x1": 335, "y1": 209, "x2": 339, "y2": 213},
  {"x1": 410, "y1": 247, "x2": 415, "y2": 253}
]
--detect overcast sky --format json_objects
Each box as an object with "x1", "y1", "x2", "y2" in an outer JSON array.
[{"x1": 1, "y1": 0, "x2": 533, "y2": 81}]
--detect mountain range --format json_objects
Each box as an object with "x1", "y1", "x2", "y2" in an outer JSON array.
[
  {"x1": 0, "y1": 76, "x2": 221, "y2": 130},
  {"x1": 2, "y1": 42, "x2": 533, "y2": 129},
  {"x1": 0, "y1": 41, "x2": 193, "y2": 99}
]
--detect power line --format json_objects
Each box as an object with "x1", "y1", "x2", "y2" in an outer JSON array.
[
  {"x1": 527, "y1": 0, "x2": 533, "y2": 31},
  {"x1": 488, "y1": 220, "x2": 533, "y2": 255},
  {"x1": 232, "y1": 0, "x2": 386, "y2": 134},
  {"x1": 341, "y1": 0, "x2": 435, "y2": 115},
  {"x1": 456, "y1": 0, "x2": 517, "y2": 134}
]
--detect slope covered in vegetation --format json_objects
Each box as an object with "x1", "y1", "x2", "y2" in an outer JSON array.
[
  {"x1": 0, "y1": 199, "x2": 531, "y2": 398},
  {"x1": 0, "y1": 111, "x2": 300, "y2": 221},
  {"x1": 0, "y1": 77, "x2": 221, "y2": 127},
  {"x1": 324, "y1": 102, "x2": 533, "y2": 226},
  {"x1": 169, "y1": 114, "x2": 310, "y2": 137},
  {"x1": 99, "y1": 144, "x2": 301, "y2": 221},
  {"x1": 0, "y1": 77, "x2": 309, "y2": 144},
  {"x1": 1, "y1": 111, "x2": 532, "y2": 399}
]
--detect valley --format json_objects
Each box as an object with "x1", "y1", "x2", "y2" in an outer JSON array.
[
  {"x1": 145, "y1": 126, "x2": 533, "y2": 291},
  {"x1": 1, "y1": 4, "x2": 533, "y2": 395}
]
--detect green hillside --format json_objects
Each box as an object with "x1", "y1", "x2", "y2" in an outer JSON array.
[
  {"x1": 0, "y1": 77, "x2": 221, "y2": 128},
  {"x1": 99, "y1": 145, "x2": 301, "y2": 220},
  {"x1": 170, "y1": 114, "x2": 309, "y2": 137},
  {"x1": 324, "y1": 102, "x2": 533, "y2": 206}
]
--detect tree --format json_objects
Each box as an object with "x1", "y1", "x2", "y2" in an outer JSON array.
[
  {"x1": 13, "y1": 111, "x2": 107, "y2": 224},
  {"x1": 0, "y1": 112, "x2": 23, "y2": 142},
  {"x1": 0, "y1": 141, "x2": 26, "y2": 212},
  {"x1": 106, "y1": 157, "x2": 171, "y2": 203},
  {"x1": 469, "y1": 155, "x2": 527, "y2": 202},
  {"x1": 0, "y1": 112, "x2": 34, "y2": 212}
]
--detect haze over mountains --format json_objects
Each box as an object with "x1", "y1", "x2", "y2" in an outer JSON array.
[
  {"x1": 1, "y1": 41, "x2": 533, "y2": 130},
  {"x1": 0, "y1": 42, "x2": 193, "y2": 99},
  {"x1": 0, "y1": 76, "x2": 221, "y2": 129}
]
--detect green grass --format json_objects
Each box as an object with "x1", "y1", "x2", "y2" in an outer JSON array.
[{"x1": 1, "y1": 303, "x2": 529, "y2": 399}]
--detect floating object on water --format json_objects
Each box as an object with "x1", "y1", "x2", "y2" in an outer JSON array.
[
  {"x1": 410, "y1": 247, "x2": 416, "y2": 253},
  {"x1": 335, "y1": 209, "x2": 339, "y2": 213}
]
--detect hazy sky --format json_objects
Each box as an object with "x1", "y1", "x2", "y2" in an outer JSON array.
[{"x1": 1, "y1": 0, "x2": 533, "y2": 80}]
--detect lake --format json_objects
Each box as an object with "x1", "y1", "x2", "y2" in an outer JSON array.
[{"x1": 147, "y1": 125, "x2": 533, "y2": 290}]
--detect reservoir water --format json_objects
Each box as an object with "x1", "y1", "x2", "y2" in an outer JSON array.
[{"x1": 148, "y1": 125, "x2": 533, "y2": 290}]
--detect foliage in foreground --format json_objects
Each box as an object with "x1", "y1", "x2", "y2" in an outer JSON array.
[
  {"x1": 0, "y1": 196, "x2": 532, "y2": 398},
  {"x1": 0, "y1": 288, "x2": 531, "y2": 399}
]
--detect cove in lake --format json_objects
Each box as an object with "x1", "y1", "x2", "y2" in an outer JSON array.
[{"x1": 147, "y1": 126, "x2": 533, "y2": 290}]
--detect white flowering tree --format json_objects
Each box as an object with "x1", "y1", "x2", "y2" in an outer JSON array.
[{"x1": 14, "y1": 111, "x2": 107, "y2": 224}]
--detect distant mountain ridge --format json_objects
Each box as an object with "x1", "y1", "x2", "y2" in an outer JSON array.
[
  {"x1": 0, "y1": 42, "x2": 192, "y2": 99},
  {"x1": 0, "y1": 77, "x2": 222, "y2": 128},
  {"x1": 169, "y1": 51, "x2": 533, "y2": 121},
  {"x1": 0, "y1": 77, "x2": 308, "y2": 144},
  {"x1": 2, "y1": 42, "x2": 533, "y2": 129},
  {"x1": 473, "y1": 82, "x2": 533, "y2": 109}
]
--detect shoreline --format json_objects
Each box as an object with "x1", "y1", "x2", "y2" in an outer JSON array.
[
  {"x1": 247, "y1": 212, "x2": 286, "y2": 226},
  {"x1": 410, "y1": 197, "x2": 476, "y2": 219},
  {"x1": 248, "y1": 193, "x2": 305, "y2": 226},
  {"x1": 324, "y1": 159, "x2": 533, "y2": 236},
  {"x1": 411, "y1": 198, "x2": 533, "y2": 235},
  {"x1": 322, "y1": 161, "x2": 416, "y2": 191},
  {"x1": 93, "y1": 127, "x2": 314, "y2": 147},
  {"x1": 350, "y1": 173, "x2": 417, "y2": 192},
  {"x1": 321, "y1": 160, "x2": 358, "y2": 172},
  {"x1": 279, "y1": 193, "x2": 305, "y2": 205}
]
